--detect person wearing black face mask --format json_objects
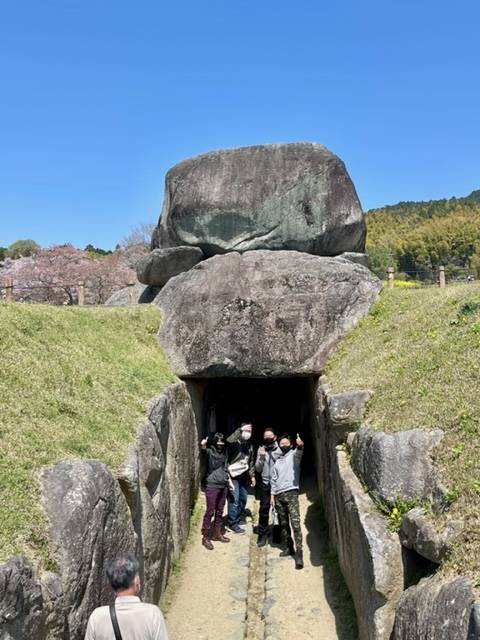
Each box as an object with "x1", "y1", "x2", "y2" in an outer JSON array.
[
  {"x1": 254, "y1": 428, "x2": 282, "y2": 547},
  {"x1": 200, "y1": 432, "x2": 230, "y2": 550},
  {"x1": 271, "y1": 433, "x2": 305, "y2": 569}
]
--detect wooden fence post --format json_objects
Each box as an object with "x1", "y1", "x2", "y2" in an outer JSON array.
[
  {"x1": 5, "y1": 278, "x2": 13, "y2": 302},
  {"x1": 128, "y1": 282, "x2": 136, "y2": 305},
  {"x1": 78, "y1": 281, "x2": 85, "y2": 306},
  {"x1": 387, "y1": 267, "x2": 395, "y2": 289},
  {"x1": 439, "y1": 266, "x2": 446, "y2": 289}
]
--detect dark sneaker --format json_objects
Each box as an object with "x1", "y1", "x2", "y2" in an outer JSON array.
[
  {"x1": 257, "y1": 534, "x2": 268, "y2": 547},
  {"x1": 230, "y1": 524, "x2": 245, "y2": 534},
  {"x1": 294, "y1": 551, "x2": 304, "y2": 569}
]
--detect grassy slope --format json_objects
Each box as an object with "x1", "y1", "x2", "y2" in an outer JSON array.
[
  {"x1": 325, "y1": 283, "x2": 480, "y2": 585},
  {"x1": 0, "y1": 304, "x2": 175, "y2": 564}
]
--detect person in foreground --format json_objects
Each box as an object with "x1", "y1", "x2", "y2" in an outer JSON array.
[
  {"x1": 271, "y1": 433, "x2": 305, "y2": 570},
  {"x1": 85, "y1": 554, "x2": 168, "y2": 640}
]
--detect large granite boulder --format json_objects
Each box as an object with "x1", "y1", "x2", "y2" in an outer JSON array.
[
  {"x1": 147, "y1": 383, "x2": 200, "y2": 558},
  {"x1": 104, "y1": 281, "x2": 161, "y2": 306},
  {"x1": 392, "y1": 575, "x2": 477, "y2": 640},
  {"x1": 40, "y1": 460, "x2": 135, "y2": 640},
  {"x1": 351, "y1": 427, "x2": 445, "y2": 509},
  {"x1": 118, "y1": 382, "x2": 200, "y2": 603},
  {"x1": 136, "y1": 247, "x2": 203, "y2": 286},
  {"x1": 0, "y1": 557, "x2": 66, "y2": 639},
  {"x1": 469, "y1": 604, "x2": 480, "y2": 639},
  {"x1": 153, "y1": 143, "x2": 366, "y2": 257},
  {"x1": 156, "y1": 250, "x2": 381, "y2": 377},
  {"x1": 118, "y1": 420, "x2": 173, "y2": 605},
  {"x1": 326, "y1": 389, "x2": 372, "y2": 443},
  {"x1": 400, "y1": 507, "x2": 463, "y2": 564}
]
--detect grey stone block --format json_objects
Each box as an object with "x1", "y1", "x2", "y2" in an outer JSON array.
[
  {"x1": 153, "y1": 142, "x2": 366, "y2": 257},
  {"x1": 156, "y1": 250, "x2": 381, "y2": 377},
  {"x1": 392, "y1": 575, "x2": 476, "y2": 640},
  {"x1": 351, "y1": 427, "x2": 445, "y2": 508}
]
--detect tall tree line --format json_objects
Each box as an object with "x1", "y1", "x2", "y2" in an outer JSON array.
[{"x1": 366, "y1": 190, "x2": 480, "y2": 279}]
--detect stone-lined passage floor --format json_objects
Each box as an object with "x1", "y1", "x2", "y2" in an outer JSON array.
[{"x1": 164, "y1": 485, "x2": 357, "y2": 640}]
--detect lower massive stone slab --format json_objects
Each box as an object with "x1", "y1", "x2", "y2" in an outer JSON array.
[{"x1": 156, "y1": 250, "x2": 381, "y2": 377}]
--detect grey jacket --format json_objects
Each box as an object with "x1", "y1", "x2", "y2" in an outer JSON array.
[
  {"x1": 271, "y1": 447, "x2": 303, "y2": 496},
  {"x1": 255, "y1": 444, "x2": 282, "y2": 485}
]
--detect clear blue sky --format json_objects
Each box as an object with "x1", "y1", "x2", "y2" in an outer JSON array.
[{"x1": 1, "y1": 1, "x2": 479, "y2": 249}]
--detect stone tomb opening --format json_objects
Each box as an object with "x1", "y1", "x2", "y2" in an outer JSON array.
[{"x1": 197, "y1": 376, "x2": 317, "y2": 475}]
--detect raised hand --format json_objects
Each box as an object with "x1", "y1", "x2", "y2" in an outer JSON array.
[
  {"x1": 296, "y1": 433, "x2": 304, "y2": 447},
  {"x1": 258, "y1": 446, "x2": 266, "y2": 457},
  {"x1": 201, "y1": 437, "x2": 208, "y2": 448}
]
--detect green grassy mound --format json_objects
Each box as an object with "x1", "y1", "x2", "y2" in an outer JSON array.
[
  {"x1": 0, "y1": 303, "x2": 175, "y2": 565},
  {"x1": 326, "y1": 283, "x2": 480, "y2": 585}
]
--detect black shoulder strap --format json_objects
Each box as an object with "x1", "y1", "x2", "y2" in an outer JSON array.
[{"x1": 109, "y1": 604, "x2": 123, "y2": 640}]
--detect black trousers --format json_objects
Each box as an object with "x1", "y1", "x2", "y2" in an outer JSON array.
[{"x1": 258, "y1": 482, "x2": 271, "y2": 536}]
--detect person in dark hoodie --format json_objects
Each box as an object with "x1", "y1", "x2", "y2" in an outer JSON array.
[
  {"x1": 271, "y1": 433, "x2": 304, "y2": 569},
  {"x1": 200, "y1": 432, "x2": 231, "y2": 550}
]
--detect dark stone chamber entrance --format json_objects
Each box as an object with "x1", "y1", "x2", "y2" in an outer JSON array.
[{"x1": 197, "y1": 377, "x2": 317, "y2": 474}]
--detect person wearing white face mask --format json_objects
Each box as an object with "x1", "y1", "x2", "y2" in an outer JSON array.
[{"x1": 226, "y1": 422, "x2": 255, "y2": 533}]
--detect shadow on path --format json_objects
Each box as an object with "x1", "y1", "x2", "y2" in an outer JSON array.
[{"x1": 303, "y1": 475, "x2": 358, "y2": 640}]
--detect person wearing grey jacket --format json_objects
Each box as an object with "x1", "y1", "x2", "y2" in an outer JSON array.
[
  {"x1": 271, "y1": 433, "x2": 304, "y2": 569},
  {"x1": 255, "y1": 427, "x2": 282, "y2": 547}
]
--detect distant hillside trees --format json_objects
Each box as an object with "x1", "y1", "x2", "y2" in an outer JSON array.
[
  {"x1": 84, "y1": 244, "x2": 113, "y2": 256},
  {"x1": 5, "y1": 239, "x2": 40, "y2": 259},
  {"x1": 366, "y1": 191, "x2": 480, "y2": 280}
]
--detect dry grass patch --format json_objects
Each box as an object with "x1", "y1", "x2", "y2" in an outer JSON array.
[
  {"x1": 0, "y1": 303, "x2": 175, "y2": 565},
  {"x1": 326, "y1": 283, "x2": 480, "y2": 586}
]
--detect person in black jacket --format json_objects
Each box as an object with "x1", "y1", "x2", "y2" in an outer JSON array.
[{"x1": 200, "y1": 432, "x2": 231, "y2": 550}]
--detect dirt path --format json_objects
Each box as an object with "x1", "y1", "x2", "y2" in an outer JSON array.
[
  {"x1": 165, "y1": 481, "x2": 357, "y2": 640},
  {"x1": 164, "y1": 500, "x2": 253, "y2": 640}
]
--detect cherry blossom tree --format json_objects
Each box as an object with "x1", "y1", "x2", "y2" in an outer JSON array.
[{"x1": 1, "y1": 244, "x2": 135, "y2": 304}]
